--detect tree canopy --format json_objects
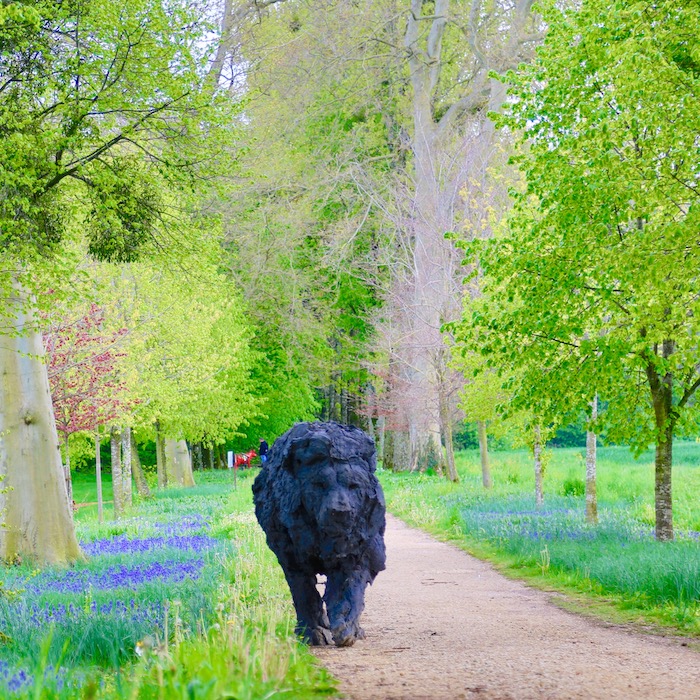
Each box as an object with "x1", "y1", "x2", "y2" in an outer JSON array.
[{"x1": 454, "y1": 0, "x2": 700, "y2": 539}]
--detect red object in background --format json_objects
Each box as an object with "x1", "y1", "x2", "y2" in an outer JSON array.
[{"x1": 234, "y1": 448, "x2": 257, "y2": 469}]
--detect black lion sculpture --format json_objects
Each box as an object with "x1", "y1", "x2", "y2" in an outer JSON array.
[{"x1": 252, "y1": 421, "x2": 386, "y2": 647}]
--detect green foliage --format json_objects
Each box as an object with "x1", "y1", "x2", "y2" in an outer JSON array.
[
  {"x1": 0, "y1": 0, "x2": 239, "y2": 303},
  {"x1": 455, "y1": 0, "x2": 700, "y2": 449},
  {"x1": 104, "y1": 248, "x2": 259, "y2": 445}
]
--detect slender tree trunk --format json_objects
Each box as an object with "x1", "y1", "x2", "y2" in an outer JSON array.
[
  {"x1": 341, "y1": 385, "x2": 349, "y2": 424},
  {"x1": 96, "y1": 431, "x2": 104, "y2": 524},
  {"x1": 654, "y1": 423, "x2": 674, "y2": 541},
  {"x1": 110, "y1": 426, "x2": 123, "y2": 519},
  {"x1": 533, "y1": 425, "x2": 543, "y2": 508},
  {"x1": 155, "y1": 421, "x2": 167, "y2": 488},
  {"x1": 328, "y1": 381, "x2": 337, "y2": 421},
  {"x1": 438, "y1": 380, "x2": 458, "y2": 482},
  {"x1": 62, "y1": 432, "x2": 73, "y2": 508},
  {"x1": 121, "y1": 426, "x2": 133, "y2": 510},
  {"x1": 193, "y1": 443, "x2": 203, "y2": 471},
  {"x1": 646, "y1": 341, "x2": 675, "y2": 541},
  {"x1": 208, "y1": 446, "x2": 214, "y2": 470},
  {"x1": 130, "y1": 434, "x2": 151, "y2": 499},
  {"x1": 585, "y1": 395, "x2": 598, "y2": 524},
  {"x1": 477, "y1": 421, "x2": 492, "y2": 489},
  {"x1": 0, "y1": 283, "x2": 83, "y2": 564},
  {"x1": 376, "y1": 415, "x2": 386, "y2": 464}
]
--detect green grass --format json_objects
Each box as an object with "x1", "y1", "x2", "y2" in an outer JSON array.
[
  {"x1": 0, "y1": 470, "x2": 336, "y2": 699},
  {"x1": 380, "y1": 442, "x2": 700, "y2": 636}
]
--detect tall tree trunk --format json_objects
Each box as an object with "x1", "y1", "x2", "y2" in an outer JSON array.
[
  {"x1": 341, "y1": 385, "x2": 349, "y2": 424},
  {"x1": 164, "y1": 439, "x2": 196, "y2": 487},
  {"x1": 208, "y1": 446, "x2": 215, "y2": 470},
  {"x1": 0, "y1": 284, "x2": 83, "y2": 564},
  {"x1": 585, "y1": 395, "x2": 598, "y2": 524},
  {"x1": 384, "y1": 430, "x2": 411, "y2": 472},
  {"x1": 130, "y1": 434, "x2": 151, "y2": 499},
  {"x1": 533, "y1": 424, "x2": 543, "y2": 509},
  {"x1": 155, "y1": 421, "x2": 167, "y2": 488},
  {"x1": 438, "y1": 380, "x2": 458, "y2": 482},
  {"x1": 646, "y1": 340, "x2": 675, "y2": 541},
  {"x1": 328, "y1": 380, "x2": 337, "y2": 421},
  {"x1": 477, "y1": 421, "x2": 492, "y2": 489},
  {"x1": 392, "y1": 0, "x2": 536, "y2": 477},
  {"x1": 96, "y1": 431, "x2": 104, "y2": 524},
  {"x1": 376, "y1": 415, "x2": 386, "y2": 464},
  {"x1": 62, "y1": 432, "x2": 73, "y2": 507},
  {"x1": 164, "y1": 438, "x2": 178, "y2": 484},
  {"x1": 110, "y1": 426, "x2": 123, "y2": 519},
  {"x1": 121, "y1": 426, "x2": 133, "y2": 510},
  {"x1": 654, "y1": 423, "x2": 673, "y2": 542},
  {"x1": 193, "y1": 443, "x2": 203, "y2": 471},
  {"x1": 175, "y1": 440, "x2": 196, "y2": 487},
  {"x1": 365, "y1": 384, "x2": 375, "y2": 441}
]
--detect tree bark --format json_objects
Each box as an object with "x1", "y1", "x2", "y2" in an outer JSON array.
[
  {"x1": 121, "y1": 426, "x2": 133, "y2": 510},
  {"x1": 439, "y1": 379, "x2": 458, "y2": 482},
  {"x1": 646, "y1": 340, "x2": 675, "y2": 541},
  {"x1": 96, "y1": 431, "x2": 104, "y2": 523},
  {"x1": 110, "y1": 426, "x2": 123, "y2": 519},
  {"x1": 478, "y1": 421, "x2": 492, "y2": 489},
  {"x1": 341, "y1": 385, "x2": 349, "y2": 424},
  {"x1": 62, "y1": 432, "x2": 73, "y2": 507},
  {"x1": 376, "y1": 415, "x2": 386, "y2": 464},
  {"x1": 533, "y1": 424, "x2": 543, "y2": 508},
  {"x1": 175, "y1": 440, "x2": 196, "y2": 487},
  {"x1": 130, "y1": 434, "x2": 151, "y2": 499},
  {"x1": 0, "y1": 284, "x2": 83, "y2": 564},
  {"x1": 164, "y1": 439, "x2": 196, "y2": 487},
  {"x1": 193, "y1": 443, "x2": 203, "y2": 471},
  {"x1": 585, "y1": 396, "x2": 598, "y2": 524},
  {"x1": 155, "y1": 421, "x2": 167, "y2": 488}
]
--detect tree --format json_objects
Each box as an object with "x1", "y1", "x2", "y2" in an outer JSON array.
[
  {"x1": 106, "y1": 246, "x2": 259, "y2": 460},
  {"x1": 0, "y1": 0, "x2": 238, "y2": 563},
  {"x1": 43, "y1": 302, "x2": 128, "y2": 504},
  {"x1": 459, "y1": 0, "x2": 700, "y2": 540}
]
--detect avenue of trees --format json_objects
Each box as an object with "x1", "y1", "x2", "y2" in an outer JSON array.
[{"x1": 0, "y1": 0, "x2": 697, "y2": 566}]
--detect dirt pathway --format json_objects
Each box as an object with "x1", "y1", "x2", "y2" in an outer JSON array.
[{"x1": 313, "y1": 515, "x2": 700, "y2": 700}]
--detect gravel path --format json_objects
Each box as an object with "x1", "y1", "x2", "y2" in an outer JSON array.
[{"x1": 313, "y1": 514, "x2": 700, "y2": 700}]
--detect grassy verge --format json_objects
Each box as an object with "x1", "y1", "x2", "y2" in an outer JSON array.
[
  {"x1": 0, "y1": 470, "x2": 336, "y2": 699},
  {"x1": 379, "y1": 444, "x2": 700, "y2": 638}
]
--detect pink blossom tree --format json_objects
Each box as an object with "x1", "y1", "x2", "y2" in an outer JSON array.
[{"x1": 43, "y1": 303, "x2": 129, "y2": 505}]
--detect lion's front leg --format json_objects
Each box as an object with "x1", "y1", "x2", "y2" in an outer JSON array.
[
  {"x1": 284, "y1": 570, "x2": 333, "y2": 645},
  {"x1": 324, "y1": 568, "x2": 369, "y2": 647}
]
